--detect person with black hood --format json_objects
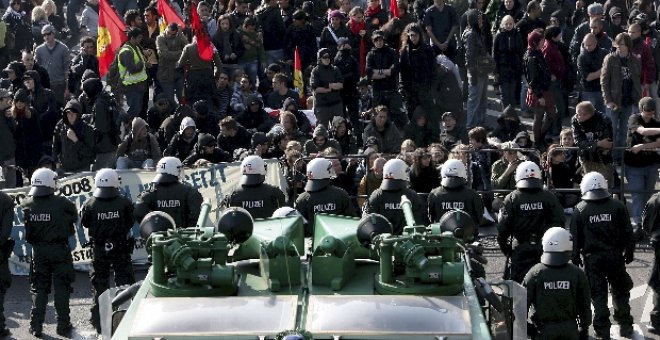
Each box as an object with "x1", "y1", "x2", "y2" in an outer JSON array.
[
  {"x1": 295, "y1": 157, "x2": 356, "y2": 236},
  {"x1": 158, "y1": 104, "x2": 193, "y2": 150},
  {"x1": 193, "y1": 100, "x2": 220, "y2": 137},
  {"x1": 489, "y1": 105, "x2": 525, "y2": 142},
  {"x1": 182, "y1": 133, "x2": 231, "y2": 167},
  {"x1": 83, "y1": 76, "x2": 121, "y2": 169},
  {"x1": 366, "y1": 30, "x2": 406, "y2": 128},
  {"x1": 80, "y1": 168, "x2": 135, "y2": 333},
  {"x1": 218, "y1": 116, "x2": 252, "y2": 159},
  {"x1": 0, "y1": 61, "x2": 26, "y2": 95},
  {"x1": 311, "y1": 47, "x2": 345, "y2": 128},
  {"x1": 52, "y1": 99, "x2": 95, "y2": 173},
  {"x1": 403, "y1": 106, "x2": 433, "y2": 148},
  {"x1": 223, "y1": 155, "x2": 285, "y2": 218},
  {"x1": 11, "y1": 88, "x2": 42, "y2": 187},
  {"x1": 497, "y1": 160, "x2": 565, "y2": 283},
  {"x1": 399, "y1": 23, "x2": 441, "y2": 134},
  {"x1": 304, "y1": 124, "x2": 342, "y2": 156},
  {"x1": 23, "y1": 70, "x2": 59, "y2": 155},
  {"x1": 364, "y1": 158, "x2": 425, "y2": 234},
  {"x1": 116, "y1": 117, "x2": 161, "y2": 169},
  {"x1": 146, "y1": 93, "x2": 173, "y2": 135},
  {"x1": 282, "y1": 97, "x2": 312, "y2": 135},
  {"x1": 283, "y1": 9, "x2": 318, "y2": 70},
  {"x1": 236, "y1": 95, "x2": 275, "y2": 134},
  {"x1": 428, "y1": 158, "x2": 484, "y2": 226},
  {"x1": 164, "y1": 116, "x2": 197, "y2": 161},
  {"x1": 0, "y1": 89, "x2": 16, "y2": 189},
  {"x1": 333, "y1": 37, "x2": 360, "y2": 134},
  {"x1": 330, "y1": 116, "x2": 358, "y2": 155},
  {"x1": 250, "y1": 132, "x2": 269, "y2": 158}
]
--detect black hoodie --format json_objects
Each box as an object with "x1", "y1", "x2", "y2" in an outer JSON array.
[
  {"x1": 310, "y1": 48, "x2": 344, "y2": 107},
  {"x1": 53, "y1": 99, "x2": 95, "y2": 172}
]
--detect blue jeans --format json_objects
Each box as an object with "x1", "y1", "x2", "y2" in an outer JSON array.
[
  {"x1": 520, "y1": 79, "x2": 529, "y2": 112},
  {"x1": 467, "y1": 73, "x2": 487, "y2": 129},
  {"x1": 125, "y1": 90, "x2": 145, "y2": 119},
  {"x1": 626, "y1": 164, "x2": 659, "y2": 224},
  {"x1": 606, "y1": 104, "x2": 635, "y2": 162},
  {"x1": 265, "y1": 49, "x2": 284, "y2": 65},
  {"x1": 581, "y1": 91, "x2": 605, "y2": 114},
  {"x1": 116, "y1": 157, "x2": 155, "y2": 170},
  {"x1": 66, "y1": 0, "x2": 82, "y2": 33},
  {"x1": 239, "y1": 61, "x2": 259, "y2": 88}
]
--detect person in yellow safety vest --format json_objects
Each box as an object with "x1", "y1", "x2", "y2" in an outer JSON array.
[{"x1": 118, "y1": 27, "x2": 148, "y2": 120}]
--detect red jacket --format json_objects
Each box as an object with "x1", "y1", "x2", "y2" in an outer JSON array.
[
  {"x1": 542, "y1": 40, "x2": 566, "y2": 81},
  {"x1": 633, "y1": 39, "x2": 656, "y2": 85}
]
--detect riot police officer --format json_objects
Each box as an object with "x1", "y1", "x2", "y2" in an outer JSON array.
[
  {"x1": 223, "y1": 155, "x2": 285, "y2": 218},
  {"x1": 643, "y1": 191, "x2": 660, "y2": 334},
  {"x1": 134, "y1": 156, "x2": 203, "y2": 229},
  {"x1": 80, "y1": 168, "x2": 135, "y2": 333},
  {"x1": 0, "y1": 182, "x2": 13, "y2": 336},
  {"x1": 427, "y1": 159, "x2": 484, "y2": 225},
  {"x1": 571, "y1": 172, "x2": 635, "y2": 338},
  {"x1": 497, "y1": 161, "x2": 565, "y2": 283},
  {"x1": 21, "y1": 168, "x2": 77, "y2": 337},
  {"x1": 363, "y1": 158, "x2": 424, "y2": 234},
  {"x1": 295, "y1": 158, "x2": 356, "y2": 236},
  {"x1": 524, "y1": 227, "x2": 592, "y2": 339}
]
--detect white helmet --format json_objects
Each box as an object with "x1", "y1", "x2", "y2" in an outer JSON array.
[
  {"x1": 305, "y1": 158, "x2": 336, "y2": 192},
  {"x1": 179, "y1": 116, "x2": 196, "y2": 134},
  {"x1": 440, "y1": 159, "x2": 467, "y2": 189},
  {"x1": 381, "y1": 159, "x2": 410, "y2": 190},
  {"x1": 94, "y1": 168, "x2": 121, "y2": 198},
  {"x1": 514, "y1": 161, "x2": 542, "y2": 189},
  {"x1": 272, "y1": 206, "x2": 308, "y2": 224},
  {"x1": 29, "y1": 168, "x2": 58, "y2": 197},
  {"x1": 154, "y1": 157, "x2": 183, "y2": 184},
  {"x1": 240, "y1": 155, "x2": 267, "y2": 186},
  {"x1": 540, "y1": 227, "x2": 573, "y2": 266},
  {"x1": 580, "y1": 171, "x2": 610, "y2": 200}
]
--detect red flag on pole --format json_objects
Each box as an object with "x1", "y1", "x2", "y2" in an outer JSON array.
[
  {"x1": 293, "y1": 46, "x2": 306, "y2": 108},
  {"x1": 390, "y1": 0, "x2": 400, "y2": 18},
  {"x1": 157, "y1": 0, "x2": 185, "y2": 32},
  {"x1": 190, "y1": 2, "x2": 214, "y2": 62},
  {"x1": 97, "y1": 0, "x2": 127, "y2": 77}
]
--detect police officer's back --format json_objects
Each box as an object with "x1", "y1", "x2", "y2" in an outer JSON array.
[
  {"x1": 21, "y1": 168, "x2": 77, "y2": 337},
  {"x1": 80, "y1": 169, "x2": 135, "y2": 333},
  {"x1": 497, "y1": 161, "x2": 565, "y2": 283},
  {"x1": 295, "y1": 158, "x2": 356, "y2": 236},
  {"x1": 134, "y1": 156, "x2": 203, "y2": 229},
  {"x1": 643, "y1": 191, "x2": 660, "y2": 334},
  {"x1": 524, "y1": 227, "x2": 592, "y2": 339},
  {"x1": 428, "y1": 159, "x2": 484, "y2": 225},
  {"x1": 364, "y1": 158, "x2": 425, "y2": 235},
  {"x1": 224, "y1": 155, "x2": 285, "y2": 219},
  {"x1": 571, "y1": 171, "x2": 634, "y2": 338}
]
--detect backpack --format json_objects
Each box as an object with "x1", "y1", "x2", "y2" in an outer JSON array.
[{"x1": 106, "y1": 57, "x2": 120, "y2": 89}]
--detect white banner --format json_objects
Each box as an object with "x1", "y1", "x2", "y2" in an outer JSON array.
[{"x1": 4, "y1": 160, "x2": 286, "y2": 275}]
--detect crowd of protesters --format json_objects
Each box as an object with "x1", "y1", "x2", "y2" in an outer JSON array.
[{"x1": 0, "y1": 0, "x2": 657, "y2": 232}]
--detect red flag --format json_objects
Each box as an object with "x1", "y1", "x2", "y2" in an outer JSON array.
[
  {"x1": 97, "y1": 0, "x2": 127, "y2": 77},
  {"x1": 190, "y1": 1, "x2": 214, "y2": 62},
  {"x1": 158, "y1": 0, "x2": 185, "y2": 32},
  {"x1": 390, "y1": 0, "x2": 400, "y2": 18},
  {"x1": 293, "y1": 46, "x2": 306, "y2": 108}
]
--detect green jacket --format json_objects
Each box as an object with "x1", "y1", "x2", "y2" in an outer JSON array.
[
  {"x1": 22, "y1": 195, "x2": 77, "y2": 245},
  {"x1": 134, "y1": 182, "x2": 203, "y2": 229},
  {"x1": 571, "y1": 197, "x2": 633, "y2": 257},
  {"x1": 81, "y1": 195, "x2": 134, "y2": 244},
  {"x1": 224, "y1": 183, "x2": 286, "y2": 219},
  {"x1": 491, "y1": 158, "x2": 517, "y2": 191},
  {"x1": 427, "y1": 185, "x2": 484, "y2": 225},
  {"x1": 364, "y1": 187, "x2": 425, "y2": 235}
]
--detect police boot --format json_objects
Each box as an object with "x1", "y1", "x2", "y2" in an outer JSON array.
[
  {"x1": 619, "y1": 324, "x2": 634, "y2": 337},
  {"x1": 56, "y1": 322, "x2": 73, "y2": 337},
  {"x1": 648, "y1": 324, "x2": 660, "y2": 335},
  {"x1": 0, "y1": 328, "x2": 10, "y2": 337},
  {"x1": 594, "y1": 329, "x2": 611, "y2": 340},
  {"x1": 29, "y1": 325, "x2": 42, "y2": 338}
]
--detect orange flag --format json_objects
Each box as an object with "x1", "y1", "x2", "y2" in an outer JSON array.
[
  {"x1": 390, "y1": 0, "x2": 400, "y2": 18},
  {"x1": 190, "y1": 1, "x2": 214, "y2": 62},
  {"x1": 157, "y1": 0, "x2": 185, "y2": 32},
  {"x1": 294, "y1": 46, "x2": 306, "y2": 108},
  {"x1": 97, "y1": 0, "x2": 127, "y2": 77}
]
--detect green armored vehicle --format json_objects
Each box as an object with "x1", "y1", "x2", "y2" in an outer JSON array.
[{"x1": 99, "y1": 198, "x2": 526, "y2": 339}]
